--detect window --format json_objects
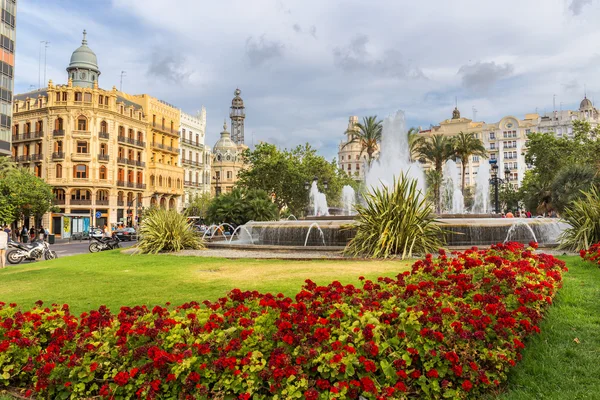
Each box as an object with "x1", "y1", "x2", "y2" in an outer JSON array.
[
  {"x1": 100, "y1": 121, "x2": 107, "y2": 133},
  {"x1": 99, "y1": 166, "x2": 107, "y2": 180},
  {"x1": 153, "y1": 115, "x2": 156, "y2": 126},
  {"x1": 137, "y1": 171, "x2": 143, "y2": 183},
  {"x1": 472, "y1": 156, "x2": 479, "y2": 162},
  {"x1": 162, "y1": 117, "x2": 165, "y2": 129},
  {"x1": 196, "y1": 134, "x2": 199, "y2": 145},
  {"x1": 118, "y1": 168, "x2": 125, "y2": 181},
  {"x1": 84, "y1": 93, "x2": 92, "y2": 102},
  {"x1": 74, "y1": 164, "x2": 88, "y2": 178},
  {"x1": 159, "y1": 176, "x2": 163, "y2": 186},
  {"x1": 490, "y1": 143, "x2": 496, "y2": 150},
  {"x1": 168, "y1": 177, "x2": 172, "y2": 187},
  {"x1": 74, "y1": 92, "x2": 82, "y2": 101},
  {"x1": 118, "y1": 147, "x2": 124, "y2": 158},
  {"x1": 356, "y1": 155, "x2": 359, "y2": 160},
  {"x1": 341, "y1": 155, "x2": 344, "y2": 161},
  {"x1": 62, "y1": 92, "x2": 68, "y2": 101},
  {"x1": 77, "y1": 116, "x2": 87, "y2": 131},
  {"x1": 99, "y1": 95, "x2": 103, "y2": 105},
  {"x1": 128, "y1": 149, "x2": 134, "y2": 160},
  {"x1": 119, "y1": 126, "x2": 125, "y2": 137},
  {"x1": 53, "y1": 189, "x2": 65, "y2": 200},
  {"x1": 128, "y1": 170, "x2": 134, "y2": 183},
  {"x1": 120, "y1": 105, "x2": 124, "y2": 114},
  {"x1": 137, "y1": 151, "x2": 142, "y2": 162},
  {"x1": 56, "y1": 164, "x2": 62, "y2": 178},
  {"x1": 128, "y1": 129, "x2": 134, "y2": 139},
  {"x1": 97, "y1": 190, "x2": 108, "y2": 201},
  {"x1": 189, "y1": 171, "x2": 192, "y2": 181},
  {"x1": 71, "y1": 189, "x2": 91, "y2": 200},
  {"x1": 76, "y1": 141, "x2": 88, "y2": 153},
  {"x1": 356, "y1": 163, "x2": 360, "y2": 170},
  {"x1": 54, "y1": 140, "x2": 63, "y2": 153},
  {"x1": 227, "y1": 171, "x2": 232, "y2": 180},
  {"x1": 129, "y1": 109, "x2": 133, "y2": 118},
  {"x1": 137, "y1": 131, "x2": 143, "y2": 142}
]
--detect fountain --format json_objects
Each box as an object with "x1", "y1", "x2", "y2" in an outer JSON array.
[
  {"x1": 341, "y1": 185, "x2": 356, "y2": 216},
  {"x1": 442, "y1": 160, "x2": 464, "y2": 214},
  {"x1": 309, "y1": 181, "x2": 329, "y2": 216},
  {"x1": 228, "y1": 225, "x2": 255, "y2": 244},
  {"x1": 304, "y1": 223, "x2": 326, "y2": 246},
  {"x1": 473, "y1": 161, "x2": 490, "y2": 214},
  {"x1": 504, "y1": 220, "x2": 537, "y2": 244}
]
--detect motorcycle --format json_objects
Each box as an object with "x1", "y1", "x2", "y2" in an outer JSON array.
[
  {"x1": 6, "y1": 239, "x2": 58, "y2": 264},
  {"x1": 89, "y1": 234, "x2": 121, "y2": 253}
]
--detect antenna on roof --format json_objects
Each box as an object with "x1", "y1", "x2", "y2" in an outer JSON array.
[
  {"x1": 455, "y1": 96, "x2": 458, "y2": 108},
  {"x1": 120, "y1": 71, "x2": 127, "y2": 91},
  {"x1": 472, "y1": 106, "x2": 477, "y2": 121}
]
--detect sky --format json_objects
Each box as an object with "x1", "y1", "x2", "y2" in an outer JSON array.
[{"x1": 13, "y1": 0, "x2": 600, "y2": 160}]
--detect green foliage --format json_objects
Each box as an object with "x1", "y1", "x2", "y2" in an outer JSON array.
[
  {"x1": 0, "y1": 193, "x2": 14, "y2": 226},
  {"x1": 343, "y1": 115, "x2": 383, "y2": 166},
  {"x1": 416, "y1": 134, "x2": 455, "y2": 212},
  {"x1": 559, "y1": 186, "x2": 600, "y2": 251},
  {"x1": 452, "y1": 131, "x2": 487, "y2": 194},
  {"x1": 550, "y1": 164, "x2": 598, "y2": 213},
  {"x1": 345, "y1": 174, "x2": 446, "y2": 259},
  {"x1": 185, "y1": 192, "x2": 212, "y2": 217},
  {"x1": 407, "y1": 127, "x2": 420, "y2": 162},
  {"x1": 137, "y1": 208, "x2": 204, "y2": 254},
  {"x1": 206, "y1": 188, "x2": 278, "y2": 225},
  {"x1": 0, "y1": 156, "x2": 15, "y2": 179},
  {"x1": 237, "y1": 142, "x2": 356, "y2": 215},
  {"x1": 0, "y1": 167, "x2": 54, "y2": 223}
]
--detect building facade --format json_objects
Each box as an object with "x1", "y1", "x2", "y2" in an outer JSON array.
[
  {"x1": 179, "y1": 107, "x2": 211, "y2": 210},
  {"x1": 12, "y1": 31, "x2": 184, "y2": 237},
  {"x1": 337, "y1": 116, "x2": 376, "y2": 180},
  {"x1": 211, "y1": 90, "x2": 247, "y2": 196},
  {"x1": 0, "y1": 0, "x2": 16, "y2": 156}
]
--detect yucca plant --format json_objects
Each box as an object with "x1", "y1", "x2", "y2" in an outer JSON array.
[
  {"x1": 558, "y1": 186, "x2": 600, "y2": 251},
  {"x1": 137, "y1": 208, "x2": 204, "y2": 254},
  {"x1": 344, "y1": 174, "x2": 446, "y2": 259}
]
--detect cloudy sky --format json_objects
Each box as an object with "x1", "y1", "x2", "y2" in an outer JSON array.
[{"x1": 14, "y1": 0, "x2": 600, "y2": 159}]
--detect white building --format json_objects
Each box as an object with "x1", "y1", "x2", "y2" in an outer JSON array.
[
  {"x1": 337, "y1": 116, "x2": 376, "y2": 181},
  {"x1": 179, "y1": 107, "x2": 211, "y2": 210}
]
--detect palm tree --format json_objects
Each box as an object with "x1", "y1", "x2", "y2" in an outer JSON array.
[
  {"x1": 343, "y1": 116, "x2": 383, "y2": 167},
  {"x1": 407, "y1": 127, "x2": 420, "y2": 162},
  {"x1": 452, "y1": 132, "x2": 487, "y2": 195},
  {"x1": 416, "y1": 134, "x2": 454, "y2": 213}
]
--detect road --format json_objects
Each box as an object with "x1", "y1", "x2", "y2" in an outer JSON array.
[{"x1": 51, "y1": 239, "x2": 136, "y2": 257}]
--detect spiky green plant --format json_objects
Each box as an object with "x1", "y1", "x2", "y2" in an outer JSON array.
[
  {"x1": 137, "y1": 208, "x2": 204, "y2": 254},
  {"x1": 344, "y1": 174, "x2": 446, "y2": 259},
  {"x1": 559, "y1": 186, "x2": 600, "y2": 251}
]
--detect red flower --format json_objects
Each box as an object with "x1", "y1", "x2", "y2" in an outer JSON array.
[
  {"x1": 188, "y1": 371, "x2": 200, "y2": 383},
  {"x1": 426, "y1": 369, "x2": 439, "y2": 378},
  {"x1": 239, "y1": 393, "x2": 251, "y2": 400},
  {"x1": 89, "y1": 362, "x2": 98, "y2": 372},
  {"x1": 360, "y1": 377, "x2": 377, "y2": 393},
  {"x1": 304, "y1": 388, "x2": 319, "y2": 400},
  {"x1": 114, "y1": 371, "x2": 129, "y2": 386},
  {"x1": 462, "y1": 380, "x2": 473, "y2": 391}
]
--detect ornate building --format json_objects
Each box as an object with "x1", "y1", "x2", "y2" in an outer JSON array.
[
  {"x1": 11, "y1": 30, "x2": 183, "y2": 237},
  {"x1": 211, "y1": 90, "x2": 247, "y2": 196},
  {"x1": 0, "y1": 0, "x2": 16, "y2": 157},
  {"x1": 337, "y1": 116, "x2": 376, "y2": 180},
  {"x1": 179, "y1": 107, "x2": 211, "y2": 210}
]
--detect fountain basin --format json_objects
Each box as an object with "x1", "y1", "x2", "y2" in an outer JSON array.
[{"x1": 234, "y1": 218, "x2": 568, "y2": 248}]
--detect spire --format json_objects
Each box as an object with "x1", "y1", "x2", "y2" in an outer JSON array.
[
  {"x1": 223, "y1": 119, "x2": 228, "y2": 131},
  {"x1": 82, "y1": 29, "x2": 87, "y2": 46}
]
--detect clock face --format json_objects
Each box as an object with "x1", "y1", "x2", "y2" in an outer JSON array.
[{"x1": 80, "y1": 72, "x2": 87, "y2": 79}]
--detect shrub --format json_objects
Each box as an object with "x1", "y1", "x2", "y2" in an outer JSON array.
[
  {"x1": 558, "y1": 186, "x2": 600, "y2": 251},
  {"x1": 550, "y1": 163, "x2": 598, "y2": 214},
  {"x1": 137, "y1": 208, "x2": 204, "y2": 254},
  {"x1": 0, "y1": 243, "x2": 566, "y2": 399},
  {"x1": 345, "y1": 174, "x2": 446, "y2": 259},
  {"x1": 579, "y1": 242, "x2": 600, "y2": 266},
  {"x1": 206, "y1": 188, "x2": 278, "y2": 226}
]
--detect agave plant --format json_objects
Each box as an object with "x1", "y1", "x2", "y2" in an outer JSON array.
[
  {"x1": 344, "y1": 174, "x2": 446, "y2": 259},
  {"x1": 558, "y1": 186, "x2": 600, "y2": 251},
  {"x1": 137, "y1": 208, "x2": 204, "y2": 254}
]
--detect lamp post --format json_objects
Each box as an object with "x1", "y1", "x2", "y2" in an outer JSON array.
[
  {"x1": 212, "y1": 174, "x2": 221, "y2": 197},
  {"x1": 489, "y1": 160, "x2": 511, "y2": 214}
]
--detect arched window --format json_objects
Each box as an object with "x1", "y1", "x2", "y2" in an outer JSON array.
[
  {"x1": 159, "y1": 176, "x2": 163, "y2": 186},
  {"x1": 77, "y1": 116, "x2": 87, "y2": 131},
  {"x1": 97, "y1": 190, "x2": 108, "y2": 201},
  {"x1": 53, "y1": 188, "x2": 65, "y2": 200},
  {"x1": 127, "y1": 192, "x2": 134, "y2": 204},
  {"x1": 177, "y1": 178, "x2": 181, "y2": 189},
  {"x1": 56, "y1": 164, "x2": 62, "y2": 178},
  {"x1": 168, "y1": 177, "x2": 172, "y2": 188},
  {"x1": 117, "y1": 191, "x2": 124, "y2": 203},
  {"x1": 100, "y1": 121, "x2": 108, "y2": 133},
  {"x1": 150, "y1": 175, "x2": 155, "y2": 186},
  {"x1": 100, "y1": 143, "x2": 108, "y2": 155},
  {"x1": 74, "y1": 164, "x2": 88, "y2": 179},
  {"x1": 99, "y1": 166, "x2": 107, "y2": 180}
]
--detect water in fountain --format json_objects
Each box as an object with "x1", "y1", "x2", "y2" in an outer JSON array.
[
  {"x1": 365, "y1": 110, "x2": 425, "y2": 192},
  {"x1": 304, "y1": 222, "x2": 326, "y2": 246},
  {"x1": 473, "y1": 161, "x2": 490, "y2": 213},
  {"x1": 341, "y1": 185, "x2": 356, "y2": 216},
  {"x1": 309, "y1": 181, "x2": 329, "y2": 216},
  {"x1": 228, "y1": 225, "x2": 255, "y2": 244},
  {"x1": 442, "y1": 160, "x2": 464, "y2": 214},
  {"x1": 504, "y1": 220, "x2": 538, "y2": 244}
]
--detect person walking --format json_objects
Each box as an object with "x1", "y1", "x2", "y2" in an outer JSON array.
[
  {"x1": 505, "y1": 211, "x2": 515, "y2": 218},
  {"x1": 20, "y1": 226, "x2": 28, "y2": 243},
  {"x1": 30, "y1": 226, "x2": 36, "y2": 242},
  {"x1": 0, "y1": 227, "x2": 8, "y2": 268},
  {"x1": 38, "y1": 226, "x2": 46, "y2": 241}
]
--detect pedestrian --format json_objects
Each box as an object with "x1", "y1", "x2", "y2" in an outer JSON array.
[
  {"x1": 38, "y1": 226, "x2": 45, "y2": 241},
  {"x1": 526, "y1": 210, "x2": 532, "y2": 218},
  {"x1": 20, "y1": 226, "x2": 28, "y2": 243},
  {"x1": 0, "y1": 227, "x2": 7, "y2": 268},
  {"x1": 505, "y1": 210, "x2": 515, "y2": 218},
  {"x1": 3, "y1": 225, "x2": 10, "y2": 241},
  {"x1": 103, "y1": 224, "x2": 109, "y2": 238},
  {"x1": 30, "y1": 226, "x2": 36, "y2": 242}
]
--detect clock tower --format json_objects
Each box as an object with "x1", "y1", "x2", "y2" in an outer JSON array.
[
  {"x1": 230, "y1": 88, "x2": 245, "y2": 145},
  {"x1": 66, "y1": 30, "x2": 101, "y2": 89}
]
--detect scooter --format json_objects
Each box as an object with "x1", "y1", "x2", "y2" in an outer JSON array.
[
  {"x1": 6, "y1": 239, "x2": 58, "y2": 264},
  {"x1": 89, "y1": 234, "x2": 121, "y2": 253}
]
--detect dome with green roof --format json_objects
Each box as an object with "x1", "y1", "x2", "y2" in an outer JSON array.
[{"x1": 66, "y1": 30, "x2": 101, "y2": 89}]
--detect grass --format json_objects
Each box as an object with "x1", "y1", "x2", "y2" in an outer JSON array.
[
  {"x1": 494, "y1": 256, "x2": 600, "y2": 399},
  {"x1": 0, "y1": 253, "x2": 598, "y2": 399},
  {"x1": 0, "y1": 250, "x2": 411, "y2": 314}
]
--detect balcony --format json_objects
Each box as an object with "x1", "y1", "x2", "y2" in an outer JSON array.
[
  {"x1": 181, "y1": 138, "x2": 204, "y2": 149},
  {"x1": 71, "y1": 153, "x2": 91, "y2": 161},
  {"x1": 151, "y1": 142, "x2": 179, "y2": 154},
  {"x1": 182, "y1": 159, "x2": 202, "y2": 167},
  {"x1": 117, "y1": 180, "x2": 126, "y2": 187},
  {"x1": 99, "y1": 132, "x2": 109, "y2": 140},
  {"x1": 30, "y1": 154, "x2": 43, "y2": 162},
  {"x1": 135, "y1": 160, "x2": 146, "y2": 167},
  {"x1": 136, "y1": 183, "x2": 146, "y2": 189},
  {"x1": 127, "y1": 182, "x2": 135, "y2": 188},
  {"x1": 184, "y1": 180, "x2": 200, "y2": 187},
  {"x1": 98, "y1": 154, "x2": 109, "y2": 162},
  {"x1": 16, "y1": 155, "x2": 31, "y2": 162},
  {"x1": 52, "y1": 152, "x2": 65, "y2": 160},
  {"x1": 12, "y1": 131, "x2": 44, "y2": 142},
  {"x1": 117, "y1": 157, "x2": 128, "y2": 165},
  {"x1": 152, "y1": 123, "x2": 177, "y2": 136},
  {"x1": 70, "y1": 199, "x2": 92, "y2": 206},
  {"x1": 117, "y1": 200, "x2": 125, "y2": 207},
  {"x1": 52, "y1": 199, "x2": 66, "y2": 206},
  {"x1": 95, "y1": 200, "x2": 109, "y2": 206},
  {"x1": 117, "y1": 136, "x2": 145, "y2": 148},
  {"x1": 53, "y1": 129, "x2": 65, "y2": 137},
  {"x1": 72, "y1": 130, "x2": 91, "y2": 137}
]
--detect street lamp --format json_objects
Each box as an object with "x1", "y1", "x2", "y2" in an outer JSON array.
[
  {"x1": 489, "y1": 160, "x2": 511, "y2": 214},
  {"x1": 212, "y1": 174, "x2": 221, "y2": 196}
]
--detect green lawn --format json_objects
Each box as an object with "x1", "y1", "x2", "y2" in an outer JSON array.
[
  {"x1": 0, "y1": 253, "x2": 598, "y2": 400},
  {"x1": 0, "y1": 250, "x2": 411, "y2": 314}
]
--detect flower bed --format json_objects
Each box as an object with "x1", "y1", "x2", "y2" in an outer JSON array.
[
  {"x1": 0, "y1": 243, "x2": 566, "y2": 399},
  {"x1": 580, "y1": 242, "x2": 600, "y2": 266}
]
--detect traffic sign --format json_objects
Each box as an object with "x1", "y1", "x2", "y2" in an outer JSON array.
[{"x1": 95, "y1": 211, "x2": 102, "y2": 218}]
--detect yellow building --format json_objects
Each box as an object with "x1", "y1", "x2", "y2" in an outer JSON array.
[
  {"x1": 11, "y1": 30, "x2": 182, "y2": 237},
  {"x1": 337, "y1": 116, "x2": 376, "y2": 180}
]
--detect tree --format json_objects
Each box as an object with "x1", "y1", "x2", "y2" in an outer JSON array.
[
  {"x1": 206, "y1": 188, "x2": 278, "y2": 226},
  {"x1": 185, "y1": 192, "x2": 212, "y2": 217},
  {"x1": 416, "y1": 134, "x2": 454, "y2": 213},
  {"x1": 550, "y1": 164, "x2": 598, "y2": 214},
  {"x1": 342, "y1": 116, "x2": 383, "y2": 167},
  {"x1": 237, "y1": 143, "x2": 356, "y2": 216},
  {"x1": 407, "y1": 127, "x2": 420, "y2": 162},
  {"x1": 0, "y1": 193, "x2": 14, "y2": 226},
  {"x1": 0, "y1": 156, "x2": 15, "y2": 178},
  {"x1": 0, "y1": 167, "x2": 55, "y2": 223},
  {"x1": 452, "y1": 131, "x2": 487, "y2": 194}
]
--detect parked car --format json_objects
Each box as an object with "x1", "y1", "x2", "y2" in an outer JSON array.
[{"x1": 114, "y1": 228, "x2": 137, "y2": 241}]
